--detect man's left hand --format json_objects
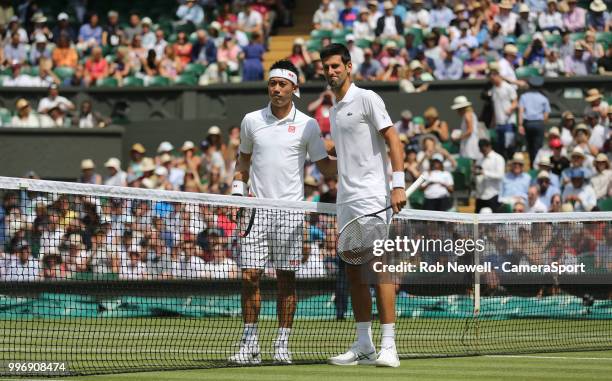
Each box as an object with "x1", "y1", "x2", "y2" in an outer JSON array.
[{"x1": 391, "y1": 188, "x2": 407, "y2": 214}]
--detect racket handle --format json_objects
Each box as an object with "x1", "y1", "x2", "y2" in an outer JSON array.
[{"x1": 405, "y1": 175, "x2": 426, "y2": 197}]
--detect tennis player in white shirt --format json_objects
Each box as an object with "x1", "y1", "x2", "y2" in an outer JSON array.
[
  {"x1": 320, "y1": 44, "x2": 406, "y2": 368},
  {"x1": 229, "y1": 60, "x2": 337, "y2": 365}
]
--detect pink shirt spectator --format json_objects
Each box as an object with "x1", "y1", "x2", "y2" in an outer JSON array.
[
  {"x1": 217, "y1": 44, "x2": 241, "y2": 64},
  {"x1": 563, "y1": 6, "x2": 586, "y2": 32},
  {"x1": 85, "y1": 58, "x2": 108, "y2": 81}
]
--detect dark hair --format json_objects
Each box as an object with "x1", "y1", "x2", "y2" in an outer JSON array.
[
  {"x1": 269, "y1": 60, "x2": 299, "y2": 79},
  {"x1": 478, "y1": 138, "x2": 492, "y2": 148},
  {"x1": 320, "y1": 43, "x2": 351, "y2": 64}
]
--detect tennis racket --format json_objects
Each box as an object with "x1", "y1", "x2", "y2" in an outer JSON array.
[
  {"x1": 234, "y1": 207, "x2": 256, "y2": 238},
  {"x1": 337, "y1": 175, "x2": 426, "y2": 265}
]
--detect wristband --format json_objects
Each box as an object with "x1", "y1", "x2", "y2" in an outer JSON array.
[
  {"x1": 392, "y1": 172, "x2": 405, "y2": 189},
  {"x1": 231, "y1": 180, "x2": 247, "y2": 196}
]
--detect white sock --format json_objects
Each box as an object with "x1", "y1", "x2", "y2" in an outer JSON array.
[
  {"x1": 380, "y1": 323, "x2": 396, "y2": 350},
  {"x1": 356, "y1": 321, "x2": 374, "y2": 349},
  {"x1": 277, "y1": 327, "x2": 291, "y2": 346},
  {"x1": 243, "y1": 323, "x2": 258, "y2": 346}
]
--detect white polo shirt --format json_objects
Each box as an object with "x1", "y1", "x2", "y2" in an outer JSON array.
[
  {"x1": 239, "y1": 103, "x2": 328, "y2": 201},
  {"x1": 330, "y1": 83, "x2": 393, "y2": 204}
]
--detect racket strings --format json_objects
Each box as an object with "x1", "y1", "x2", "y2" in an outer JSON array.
[{"x1": 338, "y1": 216, "x2": 389, "y2": 265}]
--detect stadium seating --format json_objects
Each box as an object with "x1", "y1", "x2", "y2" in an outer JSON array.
[
  {"x1": 123, "y1": 76, "x2": 145, "y2": 87},
  {"x1": 149, "y1": 75, "x2": 171, "y2": 86},
  {"x1": 96, "y1": 77, "x2": 119, "y2": 87},
  {"x1": 598, "y1": 198, "x2": 612, "y2": 212}
]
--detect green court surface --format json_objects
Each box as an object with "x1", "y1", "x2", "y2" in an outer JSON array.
[{"x1": 53, "y1": 351, "x2": 612, "y2": 381}]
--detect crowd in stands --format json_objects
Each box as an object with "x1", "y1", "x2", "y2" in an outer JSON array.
[
  {"x1": 296, "y1": 0, "x2": 612, "y2": 84},
  {"x1": 0, "y1": 0, "x2": 293, "y2": 88}
]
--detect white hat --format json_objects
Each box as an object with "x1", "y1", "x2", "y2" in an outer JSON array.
[
  {"x1": 181, "y1": 140, "x2": 195, "y2": 151},
  {"x1": 595, "y1": 153, "x2": 610, "y2": 163},
  {"x1": 208, "y1": 126, "x2": 221, "y2": 135},
  {"x1": 155, "y1": 166, "x2": 168, "y2": 177},
  {"x1": 432, "y1": 153, "x2": 444, "y2": 162},
  {"x1": 537, "y1": 170, "x2": 550, "y2": 180},
  {"x1": 383, "y1": 1, "x2": 394, "y2": 10},
  {"x1": 509, "y1": 152, "x2": 526, "y2": 165},
  {"x1": 140, "y1": 158, "x2": 156, "y2": 172},
  {"x1": 160, "y1": 153, "x2": 173, "y2": 163},
  {"x1": 157, "y1": 141, "x2": 174, "y2": 153},
  {"x1": 57, "y1": 12, "x2": 69, "y2": 21},
  {"x1": 409, "y1": 60, "x2": 423, "y2": 70},
  {"x1": 104, "y1": 157, "x2": 121, "y2": 169},
  {"x1": 538, "y1": 156, "x2": 552, "y2": 167},
  {"x1": 210, "y1": 21, "x2": 222, "y2": 30},
  {"x1": 385, "y1": 40, "x2": 398, "y2": 49},
  {"x1": 81, "y1": 159, "x2": 95, "y2": 170},
  {"x1": 294, "y1": 37, "x2": 305, "y2": 45},
  {"x1": 141, "y1": 17, "x2": 152, "y2": 25},
  {"x1": 548, "y1": 127, "x2": 560, "y2": 137},
  {"x1": 590, "y1": 0, "x2": 607, "y2": 12},
  {"x1": 519, "y1": 4, "x2": 529, "y2": 12},
  {"x1": 141, "y1": 177, "x2": 155, "y2": 189},
  {"x1": 451, "y1": 96, "x2": 472, "y2": 110},
  {"x1": 504, "y1": 44, "x2": 518, "y2": 55},
  {"x1": 345, "y1": 34, "x2": 355, "y2": 42},
  {"x1": 570, "y1": 146, "x2": 585, "y2": 158},
  {"x1": 479, "y1": 207, "x2": 493, "y2": 214}
]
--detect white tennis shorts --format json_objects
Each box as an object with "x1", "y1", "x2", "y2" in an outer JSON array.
[
  {"x1": 240, "y1": 210, "x2": 304, "y2": 271},
  {"x1": 337, "y1": 196, "x2": 391, "y2": 232}
]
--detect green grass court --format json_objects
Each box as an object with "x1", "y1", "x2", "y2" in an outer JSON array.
[{"x1": 1, "y1": 317, "x2": 611, "y2": 378}]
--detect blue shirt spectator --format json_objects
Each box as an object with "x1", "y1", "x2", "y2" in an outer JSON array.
[
  {"x1": 3, "y1": 39, "x2": 27, "y2": 64},
  {"x1": 393, "y1": 1, "x2": 407, "y2": 21},
  {"x1": 176, "y1": 0, "x2": 205, "y2": 25},
  {"x1": 338, "y1": 1, "x2": 359, "y2": 29},
  {"x1": 52, "y1": 13, "x2": 76, "y2": 43},
  {"x1": 79, "y1": 19, "x2": 103, "y2": 45},
  {"x1": 429, "y1": 3, "x2": 454, "y2": 28},
  {"x1": 519, "y1": 90, "x2": 551, "y2": 121},
  {"x1": 500, "y1": 154, "x2": 532, "y2": 203},
  {"x1": 434, "y1": 52, "x2": 463, "y2": 80},
  {"x1": 191, "y1": 30, "x2": 217, "y2": 65},
  {"x1": 525, "y1": 0, "x2": 547, "y2": 13},
  {"x1": 358, "y1": 52, "x2": 383, "y2": 80}
]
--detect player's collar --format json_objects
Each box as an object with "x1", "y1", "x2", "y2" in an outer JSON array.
[
  {"x1": 334, "y1": 83, "x2": 357, "y2": 106},
  {"x1": 266, "y1": 102, "x2": 297, "y2": 123}
]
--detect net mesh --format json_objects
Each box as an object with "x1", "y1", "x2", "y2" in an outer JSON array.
[
  {"x1": 338, "y1": 214, "x2": 389, "y2": 264},
  {"x1": 0, "y1": 177, "x2": 610, "y2": 376}
]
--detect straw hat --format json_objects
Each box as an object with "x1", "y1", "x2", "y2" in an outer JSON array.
[
  {"x1": 590, "y1": 0, "x2": 607, "y2": 12},
  {"x1": 504, "y1": 44, "x2": 518, "y2": 55},
  {"x1": 538, "y1": 156, "x2": 552, "y2": 167},
  {"x1": 104, "y1": 157, "x2": 121, "y2": 170},
  {"x1": 304, "y1": 176, "x2": 318, "y2": 187},
  {"x1": 181, "y1": 140, "x2": 195, "y2": 151},
  {"x1": 208, "y1": 126, "x2": 221, "y2": 135},
  {"x1": 451, "y1": 96, "x2": 472, "y2": 110},
  {"x1": 131, "y1": 143, "x2": 146, "y2": 153},
  {"x1": 519, "y1": 4, "x2": 529, "y2": 13},
  {"x1": 509, "y1": 152, "x2": 526, "y2": 165},
  {"x1": 548, "y1": 127, "x2": 561, "y2": 137},
  {"x1": 16, "y1": 98, "x2": 30, "y2": 110},
  {"x1": 561, "y1": 111, "x2": 575, "y2": 120},
  {"x1": 573, "y1": 123, "x2": 590, "y2": 136},
  {"x1": 385, "y1": 40, "x2": 398, "y2": 50},
  {"x1": 409, "y1": 60, "x2": 423, "y2": 70},
  {"x1": 499, "y1": 0, "x2": 513, "y2": 10},
  {"x1": 160, "y1": 153, "x2": 172, "y2": 163},
  {"x1": 383, "y1": 1, "x2": 394, "y2": 10},
  {"x1": 537, "y1": 170, "x2": 550, "y2": 180},
  {"x1": 585, "y1": 89, "x2": 603, "y2": 102},
  {"x1": 595, "y1": 153, "x2": 609, "y2": 164},
  {"x1": 81, "y1": 159, "x2": 95, "y2": 170},
  {"x1": 140, "y1": 158, "x2": 156, "y2": 172},
  {"x1": 570, "y1": 146, "x2": 586, "y2": 158}
]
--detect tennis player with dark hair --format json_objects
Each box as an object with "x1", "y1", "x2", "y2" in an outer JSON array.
[
  {"x1": 321, "y1": 43, "x2": 406, "y2": 367},
  {"x1": 229, "y1": 60, "x2": 337, "y2": 365}
]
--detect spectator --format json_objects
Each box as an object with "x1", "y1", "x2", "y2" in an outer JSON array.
[
  {"x1": 489, "y1": 66, "x2": 518, "y2": 159},
  {"x1": 4, "y1": 240, "x2": 40, "y2": 281},
  {"x1": 538, "y1": 0, "x2": 563, "y2": 33},
  {"x1": 52, "y1": 12, "x2": 76, "y2": 43},
  {"x1": 128, "y1": 143, "x2": 148, "y2": 178},
  {"x1": 518, "y1": 76, "x2": 551, "y2": 166},
  {"x1": 174, "y1": 31, "x2": 193, "y2": 66},
  {"x1": 141, "y1": 49, "x2": 161, "y2": 80},
  {"x1": 79, "y1": 159, "x2": 102, "y2": 184},
  {"x1": 72, "y1": 99, "x2": 110, "y2": 128},
  {"x1": 561, "y1": 146, "x2": 593, "y2": 185},
  {"x1": 562, "y1": 168, "x2": 597, "y2": 211},
  {"x1": 152, "y1": 29, "x2": 168, "y2": 59},
  {"x1": 585, "y1": 110, "x2": 607, "y2": 152},
  {"x1": 379, "y1": 40, "x2": 406, "y2": 70},
  {"x1": 559, "y1": 31, "x2": 574, "y2": 59},
  {"x1": 450, "y1": 21, "x2": 478, "y2": 59},
  {"x1": 287, "y1": 38, "x2": 310, "y2": 77},
  {"x1": 308, "y1": 88, "x2": 334, "y2": 136},
  {"x1": 463, "y1": 47, "x2": 487, "y2": 79},
  {"x1": 31, "y1": 58, "x2": 59, "y2": 87},
  {"x1": 160, "y1": 153, "x2": 185, "y2": 190},
  {"x1": 217, "y1": 36, "x2": 241, "y2": 75},
  {"x1": 560, "y1": 112, "x2": 576, "y2": 146},
  {"x1": 434, "y1": 48, "x2": 463, "y2": 80},
  {"x1": 338, "y1": 0, "x2": 359, "y2": 29},
  {"x1": 353, "y1": 7, "x2": 374, "y2": 40},
  {"x1": 564, "y1": 41, "x2": 593, "y2": 76},
  {"x1": 104, "y1": 158, "x2": 127, "y2": 187},
  {"x1": 313, "y1": 0, "x2": 338, "y2": 30},
  {"x1": 416, "y1": 136, "x2": 456, "y2": 172},
  {"x1": 497, "y1": 45, "x2": 526, "y2": 88},
  {"x1": 549, "y1": 193, "x2": 563, "y2": 212},
  {"x1": 534, "y1": 127, "x2": 565, "y2": 168},
  {"x1": 355, "y1": 47, "x2": 383, "y2": 80},
  {"x1": 191, "y1": 29, "x2": 216, "y2": 65},
  {"x1": 500, "y1": 152, "x2": 532, "y2": 206},
  {"x1": 109, "y1": 46, "x2": 131, "y2": 85},
  {"x1": 78, "y1": 12, "x2": 102, "y2": 50},
  {"x1": 542, "y1": 50, "x2": 565, "y2": 78},
  {"x1": 0, "y1": 1, "x2": 14, "y2": 28},
  {"x1": 3, "y1": 32, "x2": 27, "y2": 65},
  {"x1": 28, "y1": 33, "x2": 51, "y2": 66},
  {"x1": 592, "y1": 154, "x2": 612, "y2": 200},
  {"x1": 523, "y1": 33, "x2": 547, "y2": 67},
  {"x1": 495, "y1": 0, "x2": 518, "y2": 36},
  {"x1": 567, "y1": 124, "x2": 598, "y2": 161},
  {"x1": 430, "y1": 0, "x2": 454, "y2": 29},
  {"x1": 584, "y1": 88, "x2": 609, "y2": 124},
  {"x1": 423, "y1": 107, "x2": 449, "y2": 142},
  {"x1": 237, "y1": 2, "x2": 264, "y2": 36},
  {"x1": 29, "y1": 12, "x2": 52, "y2": 42},
  {"x1": 120, "y1": 245, "x2": 148, "y2": 280},
  {"x1": 375, "y1": 1, "x2": 404, "y2": 39},
  {"x1": 102, "y1": 10, "x2": 123, "y2": 48},
  {"x1": 527, "y1": 185, "x2": 548, "y2": 213},
  {"x1": 124, "y1": 12, "x2": 142, "y2": 44},
  {"x1": 393, "y1": 110, "x2": 420, "y2": 138},
  {"x1": 597, "y1": 44, "x2": 612, "y2": 75},
  {"x1": 474, "y1": 139, "x2": 505, "y2": 213},
  {"x1": 242, "y1": 32, "x2": 265, "y2": 81},
  {"x1": 535, "y1": 168, "x2": 560, "y2": 208},
  {"x1": 176, "y1": 0, "x2": 205, "y2": 27},
  {"x1": 516, "y1": 4, "x2": 536, "y2": 36},
  {"x1": 159, "y1": 45, "x2": 182, "y2": 80},
  {"x1": 404, "y1": 0, "x2": 430, "y2": 30},
  {"x1": 63, "y1": 64, "x2": 86, "y2": 87},
  {"x1": 421, "y1": 153, "x2": 454, "y2": 211},
  {"x1": 52, "y1": 35, "x2": 78, "y2": 68},
  {"x1": 84, "y1": 46, "x2": 109, "y2": 85},
  {"x1": 140, "y1": 17, "x2": 155, "y2": 49},
  {"x1": 563, "y1": 0, "x2": 586, "y2": 32},
  {"x1": 345, "y1": 34, "x2": 364, "y2": 74},
  {"x1": 37, "y1": 84, "x2": 75, "y2": 115},
  {"x1": 10, "y1": 98, "x2": 40, "y2": 128},
  {"x1": 584, "y1": 30, "x2": 605, "y2": 60},
  {"x1": 450, "y1": 95, "x2": 481, "y2": 160},
  {"x1": 587, "y1": 0, "x2": 609, "y2": 31}
]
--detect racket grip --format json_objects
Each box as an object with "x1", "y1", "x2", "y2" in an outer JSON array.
[{"x1": 405, "y1": 175, "x2": 426, "y2": 197}]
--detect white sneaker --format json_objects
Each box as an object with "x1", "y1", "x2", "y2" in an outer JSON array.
[
  {"x1": 375, "y1": 346, "x2": 400, "y2": 368},
  {"x1": 273, "y1": 341, "x2": 292, "y2": 364},
  {"x1": 228, "y1": 341, "x2": 261, "y2": 365},
  {"x1": 328, "y1": 342, "x2": 377, "y2": 366}
]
